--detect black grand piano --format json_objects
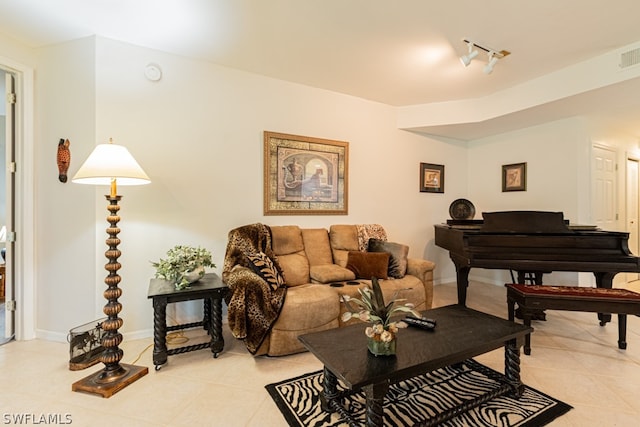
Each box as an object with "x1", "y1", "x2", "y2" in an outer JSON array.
[{"x1": 435, "y1": 211, "x2": 640, "y2": 317}]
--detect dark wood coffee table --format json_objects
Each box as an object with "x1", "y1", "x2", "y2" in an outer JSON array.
[{"x1": 298, "y1": 304, "x2": 532, "y2": 427}]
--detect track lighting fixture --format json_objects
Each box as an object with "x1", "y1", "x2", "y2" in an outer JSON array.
[
  {"x1": 484, "y1": 51, "x2": 499, "y2": 74},
  {"x1": 460, "y1": 41, "x2": 479, "y2": 67},
  {"x1": 460, "y1": 39, "x2": 510, "y2": 74}
]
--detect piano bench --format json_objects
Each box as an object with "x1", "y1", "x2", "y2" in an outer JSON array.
[{"x1": 505, "y1": 283, "x2": 640, "y2": 355}]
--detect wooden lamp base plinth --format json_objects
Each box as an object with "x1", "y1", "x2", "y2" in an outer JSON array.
[{"x1": 72, "y1": 363, "x2": 148, "y2": 398}]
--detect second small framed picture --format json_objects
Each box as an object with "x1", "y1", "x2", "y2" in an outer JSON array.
[
  {"x1": 420, "y1": 163, "x2": 444, "y2": 193},
  {"x1": 502, "y1": 162, "x2": 527, "y2": 192}
]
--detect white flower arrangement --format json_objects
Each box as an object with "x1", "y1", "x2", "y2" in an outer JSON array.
[{"x1": 340, "y1": 277, "x2": 420, "y2": 344}]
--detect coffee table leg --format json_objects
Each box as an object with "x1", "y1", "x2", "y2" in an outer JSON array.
[
  {"x1": 505, "y1": 338, "x2": 524, "y2": 398},
  {"x1": 320, "y1": 366, "x2": 339, "y2": 412},
  {"x1": 364, "y1": 380, "x2": 389, "y2": 427}
]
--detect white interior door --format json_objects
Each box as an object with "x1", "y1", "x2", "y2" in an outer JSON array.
[
  {"x1": 626, "y1": 158, "x2": 640, "y2": 283},
  {"x1": 592, "y1": 145, "x2": 617, "y2": 230},
  {"x1": 592, "y1": 144, "x2": 621, "y2": 286}
]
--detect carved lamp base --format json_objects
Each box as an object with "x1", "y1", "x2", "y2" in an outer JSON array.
[{"x1": 72, "y1": 363, "x2": 148, "y2": 398}]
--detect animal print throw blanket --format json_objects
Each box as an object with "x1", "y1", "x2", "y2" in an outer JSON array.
[
  {"x1": 356, "y1": 224, "x2": 387, "y2": 251},
  {"x1": 223, "y1": 223, "x2": 287, "y2": 355}
]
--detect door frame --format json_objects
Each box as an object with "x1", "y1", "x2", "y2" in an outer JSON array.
[{"x1": 1, "y1": 55, "x2": 36, "y2": 341}]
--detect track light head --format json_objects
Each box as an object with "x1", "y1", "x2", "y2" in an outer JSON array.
[
  {"x1": 483, "y1": 51, "x2": 500, "y2": 74},
  {"x1": 460, "y1": 41, "x2": 479, "y2": 67}
]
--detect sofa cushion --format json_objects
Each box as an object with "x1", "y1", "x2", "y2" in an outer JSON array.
[
  {"x1": 329, "y1": 225, "x2": 359, "y2": 267},
  {"x1": 346, "y1": 251, "x2": 389, "y2": 279},
  {"x1": 271, "y1": 225, "x2": 310, "y2": 286},
  {"x1": 247, "y1": 252, "x2": 285, "y2": 290},
  {"x1": 310, "y1": 264, "x2": 356, "y2": 283},
  {"x1": 302, "y1": 228, "x2": 333, "y2": 266},
  {"x1": 368, "y1": 239, "x2": 409, "y2": 278},
  {"x1": 278, "y1": 253, "x2": 310, "y2": 286},
  {"x1": 271, "y1": 225, "x2": 305, "y2": 255}
]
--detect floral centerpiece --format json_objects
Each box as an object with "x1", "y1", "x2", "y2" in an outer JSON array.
[
  {"x1": 151, "y1": 245, "x2": 215, "y2": 290},
  {"x1": 341, "y1": 277, "x2": 421, "y2": 356}
]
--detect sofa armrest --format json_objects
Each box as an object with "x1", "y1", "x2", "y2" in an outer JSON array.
[{"x1": 407, "y1": 258, "x2": 436, "y2": 308}]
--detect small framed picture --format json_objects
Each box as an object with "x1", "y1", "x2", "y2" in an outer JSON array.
[
  {"x1": 502, "y1": 162, "x2": 527, "y2": 192},
  {"x1": 420, "y1": 163, "x2": 444, "y2": 193}
]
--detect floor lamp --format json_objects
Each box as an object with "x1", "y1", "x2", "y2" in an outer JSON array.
[{"x1": 71, "y1": 138, "x2": 151, "y2": 398}]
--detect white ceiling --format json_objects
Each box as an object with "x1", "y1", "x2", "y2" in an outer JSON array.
[{"x1": 2, "y1": 0, "x2": 640, "y2": 140}]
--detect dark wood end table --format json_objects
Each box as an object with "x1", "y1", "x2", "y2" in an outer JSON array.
[
  {"x1": 299, "y1": 304, "x2": 532, "y2": 427},
  {"x1": 147, "y1": 273, "x2": 228, "y2": 370}
]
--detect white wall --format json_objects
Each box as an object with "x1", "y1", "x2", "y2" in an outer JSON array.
[
  {"x1": 35, "y1": 37, "x2": 97, "y2": 339},
  {"x1": 0, "y1": 33, "x2": 36, "y2": 70},
  {"x1": 468, "y1": 118, "x2": 590, "y2": 218}
]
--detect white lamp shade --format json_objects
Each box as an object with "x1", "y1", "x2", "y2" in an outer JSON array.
[
  {"x1": 0, "y1": 226, "x2": 6, "y2": 243},
  {"x1": 72, "y1": 143, "x2": 151, "y2": 186}
]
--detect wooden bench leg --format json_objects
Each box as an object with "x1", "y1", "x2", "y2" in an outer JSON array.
[
  {"x1": 507, "y1": 298, "x2": 515, "y2": 322},
  {"x1": 522, "y1": 311, "x2": 532, "y2": 356},
  {"x1": 618, "y1": 314, "x2": 628, "y2": 350}
]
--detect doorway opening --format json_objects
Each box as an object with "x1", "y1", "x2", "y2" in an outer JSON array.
[
  {"x1": 0, "y1": 56, "x2": 36, "y2": 344},
  {"x1": 0, "y1": 69, "x2": 15, "y2": 345}
]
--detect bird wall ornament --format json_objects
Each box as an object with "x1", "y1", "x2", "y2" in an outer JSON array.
[{"x1": 57, "y1": 138, "x2": 71, "y2": 183}]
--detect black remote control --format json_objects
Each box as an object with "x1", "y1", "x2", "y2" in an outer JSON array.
[{"x1": 404, "y1": 316, "x2": 436, "y2": 330}]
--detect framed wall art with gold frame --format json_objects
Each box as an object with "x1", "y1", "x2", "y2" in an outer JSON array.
[{"x1": 263, "y1": 131, "x2": 349, "y2": 215}]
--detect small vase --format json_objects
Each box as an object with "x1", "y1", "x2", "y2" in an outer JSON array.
[
  {"x1": 367, "y1": 336, "x2": 397, "y2": 356},
  {"x1": 183, "y1": 265, "x2": 205, "y2": 284}
]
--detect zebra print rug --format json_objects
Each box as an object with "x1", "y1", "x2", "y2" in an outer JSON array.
[{"x1": 266, "y1": 359, "x2": 571, "y2": 426}]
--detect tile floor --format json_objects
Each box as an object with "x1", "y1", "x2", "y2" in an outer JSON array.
[{"x1": 1, "y1": 281, "x2": 640, "y2": 426}]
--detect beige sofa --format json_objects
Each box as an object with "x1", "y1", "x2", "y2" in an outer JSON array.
[{"x1": 223, "y1": 223, "x2": 435, "y2": 356}]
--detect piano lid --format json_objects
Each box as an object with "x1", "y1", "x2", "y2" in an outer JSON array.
[{"x1": 481, "y1": 211, "x2": 573, "y2": 234}]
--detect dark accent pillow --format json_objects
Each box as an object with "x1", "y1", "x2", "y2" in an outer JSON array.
[
  {"x1": 247, "y1": 252, "x2": 285, "y2": 290},
  {"x1": 345, "y1": 251, "x2": 389, "y2": 280},
  {"x1": 367, "y1": 239, "x2": 409, "y2": 279}
]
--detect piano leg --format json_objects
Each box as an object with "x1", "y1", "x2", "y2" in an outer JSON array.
[
  {"x1": 594, "y1": 272, "x2": 615, "y2": 324},
  {"x1": 455, "y1": 265, "x2": 471, "y2": 306},
  {"x1": 516, "y1": 271, "x2": 544, "y2": 285}
]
